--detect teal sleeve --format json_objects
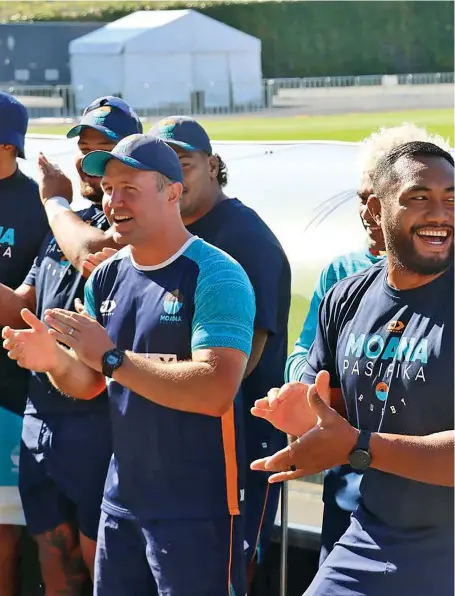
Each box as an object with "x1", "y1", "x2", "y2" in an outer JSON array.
[
  {"x1": 83, "y1": 274, "x2": 96, "y2": 318},
  {"x1": 190, "y1": 250, "x2": 256, "y2": 357},
  {"x1": 285, "y1": 263, "x2": 340, "y2": 382}
]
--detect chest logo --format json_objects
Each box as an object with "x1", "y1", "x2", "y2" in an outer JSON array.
[
  {"x1": 161, "y1": 290, "x2": 183, "y2": 323},
  {"x1": 100, "y1": 299, "x2": 116, "y2": 314}
]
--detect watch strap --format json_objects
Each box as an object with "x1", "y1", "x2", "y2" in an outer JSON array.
[{"x1": 355, "y1": 429, "x2": 372, "y2": 452}]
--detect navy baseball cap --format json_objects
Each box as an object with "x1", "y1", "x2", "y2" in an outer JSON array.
[
  {"x1": 67, "y1": 96, "x2": 142, "y2": 141},
  {"x1": 149, "y1": 116, "x2": 212, "y2": 155},
  {"x1": 0, "y1": 91, "x2": 28, "y2": 159},
  {"x1": 82, "y1": 134, "x2": 183, "y2": 184}
]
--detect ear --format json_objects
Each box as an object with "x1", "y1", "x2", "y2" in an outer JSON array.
[
  {"x1": 168, "y1": 182, "x2": 183, "y2": 205},
  {"x1": 366, "y1": 194, "x2": 382, "y2": 227},
  {"x1": 208, "y1": 155, "x2": 219, "y2": 181}
]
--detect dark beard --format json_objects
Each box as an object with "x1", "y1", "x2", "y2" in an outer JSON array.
[
  {"x1": 385, "y1": 222, "x2": 454, "y2": 275},
  {"x1": 81, "y1": 181, "x2": 103, "y2": 205}
]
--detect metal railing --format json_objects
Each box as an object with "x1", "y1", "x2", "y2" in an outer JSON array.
[{"x1": 1, "y1": 71, "x2": 453, "y2": 119}]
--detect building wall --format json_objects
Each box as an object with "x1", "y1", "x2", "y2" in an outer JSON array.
[{"x1": 0, "y1": 22, "x2": 103, "y2": 85}]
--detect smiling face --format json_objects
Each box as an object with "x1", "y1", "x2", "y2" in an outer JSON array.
[
  {"x1": 75, "y1": 128, "x2": 116, "y2": 203},
  {"x1": 374, "y1": 154, "x2": 454, "y2": 276},
  {"x1": 357, "y1": 171, "x2": 386, "y2": 252},
  {"x1": 101, "y1": 159, "x2": 182, "y2": 248}
]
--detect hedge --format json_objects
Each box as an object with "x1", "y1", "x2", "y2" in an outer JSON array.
[{"x1": 4, "y1": 1, "x2": 454, "y2": 77}]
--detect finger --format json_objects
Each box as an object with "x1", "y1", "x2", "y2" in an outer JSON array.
[
  {"x1": 48, "y1": 328, "x2": 77, "y2": 349},
  {"x1": 268, "y1": 469, "x2": 305, "y2": 483},
  {"x1": 84, "y1": 254, "x2": 102, "y2": 266},
  {"x1": 253, "y1": 396, "x2": 272, "y2": 409},
  {"x1": 3, "y1": 334, "x2": 21, "y2": 350},
  {"x1": 263, "y1": 445, "x2": 294, "y2": 471},
  {"x1": 44, "y1": 314, "x2": 78, "y2": 336},
  {"x1": 250, "y1": 406, "x2": 274, "y2": 420},
  {"x1": 82, "y1": 261, "x2": 96, "y2": 274},
  {"x1": 307, "y1": 384, "x2": 333, "y2": 419},
  {"x1": 315, "y1": 370, "x2": 331, "y2": 404},
  {"x1": 102, "y1": 247, "x2": 118, "y2": 257},
  {"x1": 47, "y1": 309, "x2": 91, "y2": 325},
  {"x1": 1, "y1": 326, "x2": 14, "y2": 340},
  {"x1": 21, "y1": 309, "x2": 46, "y2": 332},
  {"x1": 74, "y1": 298, "x2": 87, "y2": 315},
  {"x1": 250, "y1": 457, "x2": 270, "y2": 471},
  {"x1": 6, "y1": 344, "x2": 24, "y2": 361}
]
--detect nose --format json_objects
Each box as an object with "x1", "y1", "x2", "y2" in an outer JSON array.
[{"x1": 106, "y1": 189, "x2": 125, "y2": 208}]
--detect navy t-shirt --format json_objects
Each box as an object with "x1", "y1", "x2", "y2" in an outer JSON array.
[
  {"x1": 187, "y1": 199, "x2": 291, "y2": 461},
  {"x1": 24, "y1": 204, "x2": 110, "y2": 415},
  {"x1": 0, "y1": 169, "x2": 48, "y2": 415},
  {"x1": 84, "y1": 237, "x2": 255, "y2": 520},
  {"x1": 303, "y1": 261, "x2": 454, "y2": 529}
]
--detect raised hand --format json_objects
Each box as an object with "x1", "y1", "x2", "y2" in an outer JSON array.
[
  {"x1": 2, "y1": 309, "x2": 60, "y2": 372},
  {"x1": 37, "y1": 152, "x2": 73, "y2": 204},
  {"x1": 251, "y1": 371, "x2": 358, "y2": 483},
  {"x1": 82, "y1": 247, "x2": 118, "y2": 277}
]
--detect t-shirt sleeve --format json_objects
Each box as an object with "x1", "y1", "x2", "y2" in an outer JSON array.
[
  {"x1": 83, "y1": 273, "x2": 97, "y2": 318},
  {"x1": 220, "y1": 232, "x2": 286, "y2": 334},
  {"x1": 191, "y1": 258, "x2": 256, "y2": 358},
  {"x1": 302, "y1": 287, "x2": 340, "y2": 388},
  {"x1": 23, "y1": 257, "x2": 39, "y2": 287},
  {"x1": 285, "y1": 262, "x2": 343, "y2": 382}
]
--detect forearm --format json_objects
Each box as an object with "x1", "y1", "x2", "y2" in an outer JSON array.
[
  {"x1": 113, "y1": 351, "x2": 240, "y2": 416},
  {"x1": 0, "y1": 285, "x2": 34, "y2": 327},
  {"x1": 48, "y1": 210, "x2": 116, "y2": 274},
  {"x1": 48, "y1": 345, "x2": 106, "y2": 400},
  {"x1": 370, "y1": 430, "x2": 454, "y2": 486}
]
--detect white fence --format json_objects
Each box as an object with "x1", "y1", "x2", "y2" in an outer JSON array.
[{"x1": 1, "y1": 72, "x2": 453, "y2": 118}]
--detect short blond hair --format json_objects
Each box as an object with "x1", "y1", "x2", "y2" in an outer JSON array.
[{"x1": 359, "y1": 123, "x2": 452, "y2": 177}]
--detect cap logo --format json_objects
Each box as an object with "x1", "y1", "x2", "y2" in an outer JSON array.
[
  {"x1": 115, "y1": 133, "x2": 143, "y2": 154},
  {"x1": 87, "y1": 106, "x2": 112, "y2": 124}
]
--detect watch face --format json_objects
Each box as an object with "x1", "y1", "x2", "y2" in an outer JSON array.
[
  {"x1": 106, "y1": 352, "x2": 120, "y2": 366},
  {"x1": 349, "y1": 449, "x2": 371, "y2": 471}
]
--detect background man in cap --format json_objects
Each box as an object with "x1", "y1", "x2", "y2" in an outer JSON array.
[
  {"x1": 3, "y1": 134, "x2": 255, "y2": 596},
  {"x1": 149, "y1": 116, "x2": 291, "y2": 590},
  {"x1": 0, "y1": 97, "x2": 142, "y2": 594},
  {"x1": 0, "y1": 91, "x2": 48, "y2": 596}
]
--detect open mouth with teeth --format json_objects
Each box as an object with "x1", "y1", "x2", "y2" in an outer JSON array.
[
  {"x1": 113, "y1": 215, "x2": 133, "y2": 224},
  {"x1": 415, "y1": 227, "x2": 452, "y2": 248}
]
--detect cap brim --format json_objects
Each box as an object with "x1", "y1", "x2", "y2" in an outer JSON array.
[
  {"x1": 67, "y1": 123, "x2": 121, "y2": 141},
  {"x1": 162, "y1": 139, "x2": 199, "y2": 152},
  {"x1": 82, "y1": 150, "x2": 153, "y2": 177}
]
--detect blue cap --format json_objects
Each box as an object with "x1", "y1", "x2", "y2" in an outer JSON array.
[
  {"x1": 149, "y1": 116, "x2": 212, "y2": 155},
  {"x1": 81, "y1": 134, "x2": 183, "y2": 183},
  {"x1": 0, "y1": 92, "x2": 28, "y2": 159},
  {"x1": 67, "y1": 98, "x2": 142, "y2": 141}
]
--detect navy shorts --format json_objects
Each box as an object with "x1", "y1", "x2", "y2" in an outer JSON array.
[
  {"x1": 305, "y1": 505, "x2": 454, "y2": 596},
  {"x1": 319, "y1": 504, "x2": 352, "y2": 566},
  {"x1": 19, "y1": 411, "x2": 112, "y2": 540},
  {"x1": 95, "y1": 512, "x2": 246, "y2": 596},
  {"x1": 244, "y1": 467, "x2": 281, "y2": 564}
]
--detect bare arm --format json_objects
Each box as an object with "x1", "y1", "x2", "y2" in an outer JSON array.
[
  {"x1": 47, "y1": 344, "x2": 106, "y2": 400},
  {"x1": 370, "y1": 430, "x2": 454, "y2": 487},
  {"x1": 0, "y1": 284, "x2": 36, "y2": 328},
  {"x1": 113, "y1": 348, "x2": 247, "y2": 417},
  {"x1": 49, "y1": 211, "x2": 117, "y2": 277},
  {"x1": 244, "y1": 327, "x2": 268, "y2": 378}
]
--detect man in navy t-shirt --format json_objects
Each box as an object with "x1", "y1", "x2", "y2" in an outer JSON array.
[
  {"x1": 3, "y1": 134, "x2": 256, "y2": 596},
  {"x1": 249, "y1": 141, "x2": 454, "y2": 596},
  {"x1": 150, "y1": 116, "x2": 291, "y2": 586},
  {"x1": 0, "y1": 92, "x2": 48, "y2": 596},
  {"x1": 0, "y1": 97, "x2": 142, "y2": 592}
]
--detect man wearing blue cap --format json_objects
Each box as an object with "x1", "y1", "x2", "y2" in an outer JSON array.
[
  {"x1": 150, "y1": 116, "x2": 291, "y2": 590},
  {"x1": 0, "y1": 91, "x2": 48, "y2": 596},
  {"x1": 3, "y1": 133, "x2": 256, "y2": 596},
  {"x1": 0, "y1": 97, "x2": 142, "y2": 594}
]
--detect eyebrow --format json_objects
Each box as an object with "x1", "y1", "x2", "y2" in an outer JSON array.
[{"x1": 403, "y1": 184, "x2": 455, "y2": 193}]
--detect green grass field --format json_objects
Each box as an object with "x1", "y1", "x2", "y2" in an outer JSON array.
[
  {"x1": 29, "y1": 108, "x2": 454, "y2": 144},
  {"x1": 28, "y1": 107, "x2": 453, "y2": 353}
]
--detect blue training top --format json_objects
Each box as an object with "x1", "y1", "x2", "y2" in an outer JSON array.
[{"x1": 85, "y1": 237, "x2": 256, "y2": 521}]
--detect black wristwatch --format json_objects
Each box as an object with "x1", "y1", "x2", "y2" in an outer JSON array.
[
  {"x1": 349, "y1": 430, "x2": 372, "y2": 471},
  {"x1": 102, "y1": 348, "x2": 125, "y2": 377}
]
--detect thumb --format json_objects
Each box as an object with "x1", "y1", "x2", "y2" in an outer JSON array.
[
  {"x1": 74, "y1": 298, "x2": 88, "y2": 315},
  {"x1": 315, "y1": 370, "x2": 331, "y2": 405},
  {"x1": 21, "y1": 309, "x2": 46, "y2": 332},
  {"x1": 307, "y1": 384, "x2": 332, "y2": 419}
]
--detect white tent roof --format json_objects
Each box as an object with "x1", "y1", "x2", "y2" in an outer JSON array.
[{"x1": 70, "y1": 9, "x2": 261, "y2": 55}]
